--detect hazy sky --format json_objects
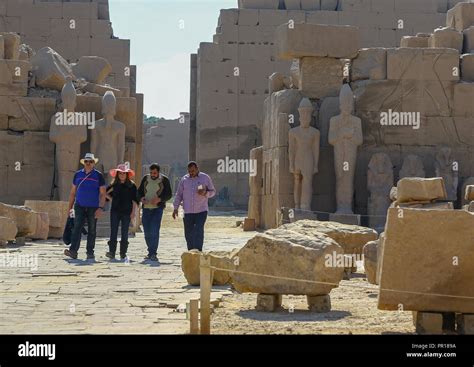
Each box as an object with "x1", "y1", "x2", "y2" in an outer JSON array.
[{"x1": 109, "y1": 0, "x2": 236, "y2": 119}]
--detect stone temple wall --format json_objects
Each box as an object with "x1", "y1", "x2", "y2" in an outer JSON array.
[
  {"x1": 0, "y1": 0, "x2": 144, "y2": 205},
  {"x1": 192, "y1": 0, "x2": 465, "y2": 209},
  {"x1": 253, "y1": 2, "x2": 474, "y2": 229},
  {"x1": 142, "y1": 114, "x2": 190, "y2": 191}
]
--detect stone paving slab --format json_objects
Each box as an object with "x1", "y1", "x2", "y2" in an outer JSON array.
[{"x1": 0, "y1": 213, "x2": 254, "y2": 334}]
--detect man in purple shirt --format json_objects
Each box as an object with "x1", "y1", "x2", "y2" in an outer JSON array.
[{"x1": 173, "y1": 161, "x2": 216, "y2": 251}]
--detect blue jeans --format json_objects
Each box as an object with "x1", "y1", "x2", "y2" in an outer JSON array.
[
  {"x1": 109, "y1": 211, "x2": 131, "y2": 257},
  {"x1": 69, "y1": 204, "x2": 97, "y2": 256},
  {"x1": 142, "y1": 207, "x2": 164, "y2": 256},
  {"x1": 183, "y1": 211, "x2": 208, "y2": 251}
]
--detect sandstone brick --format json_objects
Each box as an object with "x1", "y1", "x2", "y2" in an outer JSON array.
[
  {"x1": 351, "y1": 48, "x2": 387, "y2": 81},
  {"x1": 299, "y1": 57, "x2": 344, "y2": 98},
  {"x1": 276, "y1": 23, "x2": 360, "y2": 60},
  {"x1": 428, "y1": 27, "x2": 463, "y2": 52}
]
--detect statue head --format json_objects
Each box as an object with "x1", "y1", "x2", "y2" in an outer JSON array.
[
  {"x1": 298, "y1": 98, "x2": 313, "y2": 128},
  {"x1": 339, "y1": 84, "x2": 354, "y2": 115},
  {"x1": 61, "y1": 77, "x2": 76, "y2": 112},
  {"x1": 369, "y1": 153, "x2": 393, "y2": 175},
  {"x1": 102, "y1": 91, "x2": 117, "y2": 118}
]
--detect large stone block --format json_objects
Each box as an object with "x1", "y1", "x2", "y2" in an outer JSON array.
[
  {"x1": 240, "y1": 0, "x2": 280, "y2": 9},
  {"x1": 396, "y1": 177, "x2": 447, "y2": 203},
  {"x1": 275, "y1": 23, "x2": 360, "y2": 60},
  {"x1": 378, "y1": 208, "x2": 474, "y2": 313},
  {"x1": 181, "y1": 249, "x2": 238, "y2": 286},
  {"x1": 0, "y1": 202, "x2": 38, "y2": 238},
  {"x1": 24, "y1": 201, "x2": 68, "y2": 239},
  {"x1": 72, "y1": 56, "x2": 112, "y2": 85},
  {"x1": 32, "y1": 212, "x2": 49, "y2": 240},
  {"x1": 463, "y1": 26, "x2": 474, "y2": 53},
  {"x1": 230, "y1": 228, "x2": 344, "y2": 295},
  {"x1": 280, "y1": 220, "x2": 378, "y2": 255},
  {"x1": 387, "y1": 48, "x2": 460, "y2": 81},
  {"x1": 299, "y1": 57, "x2": 344, "y2": 99},
  {"x1": 0, "y1": 216, "x2": 17, "y2": 241},
  {"x1": 6, "y1": 97, "x2": 56, "y2": 132},
  {"x1": 351, "y1": 48, "x2": 387, "y2": 81},
  {"x1": 428, "y1": 27, "x2": 463, "y2": 52},
  {"x1": 461, "y1": 53, "x2": 474, "y2": 82},
  {"x1": 447, "y1": 2, "x2": 474, "y2": 32},
  {"x1": 453, "y1": 82, "x2": 474, "y2": 116},
  {"x1": 400, "y1": 36, "x2": 430, "y2": 48},
  {"x1": 23, "y1": 132, "x2": 54, "y2": 166},
  {"x1": 0, "y1": 32, "x2": 20, "y2": 60},
  {"x1": 363, "y1": 239, "x2": 378, "y2": 285},
  {"x1": 31, "y1": 47, "x2": 74, "y2": 91}
]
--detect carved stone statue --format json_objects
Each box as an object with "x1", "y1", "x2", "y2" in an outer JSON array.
[
  {"x1": 399, "y1": 155, "x2": 425, "y2": 179},
  {"x1": 435, "y1": 146, "x2": 458, "y2": 201},
  {"x1": 328, "y1": 84, "x2": 363, "y2": 215},
  {"x1": 367, "y1": 153, "x2": 394, "y2": 231},
  {"x1": 49, "y1": 77, "x2": 88, "y2": 201},
  {"x1": 91, "y1": 91, "x2": 126, "y2": 178},
  {"x1": 289, "y1": 98, "x2": 320, "y2": 211}
]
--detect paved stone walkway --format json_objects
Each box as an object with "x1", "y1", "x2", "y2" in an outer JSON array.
[{"x1": 0, "y1": 211, "x2": 253, "y2": 334}]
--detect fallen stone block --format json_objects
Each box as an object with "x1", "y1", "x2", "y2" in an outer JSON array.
[
  {"x1": 181, "y1": 249, "x2": 238, "y2": 286},
  {"x1": 396, "y1": 177, "x2": 448, "y2": 204},
  {"x1": 429, "y1": 27, "x2": 463, "y2": 52},
  {"x1": 351, "y1": 48, "x2": 387, "y2": 81},
  {"x1": 230, "y1": 228, "x2": 344, "y2": 295},
  {"x1": 31, "y1": 47, "x2": 74, "y2": 91},
  {"x1": 466, "y1": 185, "x2": 474, "y2": 201},
  {"x1": 256, "y1": 294, "x2": 282, "y2": 312},
  {"x1": 276, "y1": 23, "x2": 359, "y2": 60},
  {"x1": 243, "y1": 218, "x2": 256, "y2": 231},
  {"x1": 32, "y1": 212, "x2": 49, "y2": 241},
  {"x1": 363, "y1": 240, "x2": 378, "y2": 285},
  {"x1": 0, "y1": 203, "x2": 39, "y2": 238},
  {"x1": 447, "y1": 2, "x2": 474, "y2": 32},
  {"x1": 378, "y1": 208, "x2": 474, "y2": 313},
  {"x1": 0, "y1": 216, "x2": 17, "y2": 241},
  {"x1": 81, "y1": 82, "x2": 123, "y2": 97},
  {"x1": 0, "y1": 33, "x2": 20, "y2": 60},
  {"x1": 281, "y1": 220, "x2": 378, "y2": 255},
  {"x1": 72, "y1": 56, "x2": 112, "y2": 85},
  {"x1": 24, "y1": 201, "x2": 68, "y2": 239}
]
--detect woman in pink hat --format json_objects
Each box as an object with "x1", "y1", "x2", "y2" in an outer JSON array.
[{"x1": 105, "y1": 162, "x2": 139, "y2": 260}]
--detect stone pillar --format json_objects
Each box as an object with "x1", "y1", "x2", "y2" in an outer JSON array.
[{"x1": 189, "y1": 53, "x2": 198, "y2": 162}]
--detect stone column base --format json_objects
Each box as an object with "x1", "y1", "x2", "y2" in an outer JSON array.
[{"x1": 413, "y1": 311, "x2": 443, "y2": 334}]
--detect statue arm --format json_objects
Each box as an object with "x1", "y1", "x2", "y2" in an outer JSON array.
[
  {"x1": 117, "y1": 126, "x2": 126, "y2": 162},
  {"x1": 90, "y1": 130, "x2": 97, "y2": 155},
  {"x1": 288, "y1": 131, "x2": 295, "y2": 173},
  {"x1": 355, "y1": 119, "x2": 364, "y2": 146},
  {"x1": 313, "y1": 132, "x2": 320, "y2": 174},
  {"x1": 328, "y1": 119, "x2": 337, "y2": 146}
]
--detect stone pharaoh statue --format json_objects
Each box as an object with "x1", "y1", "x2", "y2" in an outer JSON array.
[
  {"x1": 91, "y1": 91, "x2": 126, "y2": 179},
  {"x1": 49, "y1": 77, "x2": 88, "y2": 201},
  {"x1": 328, "y1": 84, "x2": 363, "y2": 215},
  {"x1": 289, "y1": 98, "x2": 320, "y2": 211}
]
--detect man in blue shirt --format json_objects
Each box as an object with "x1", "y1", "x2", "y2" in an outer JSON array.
[{"x1": 64, "y1": 153, "x2": 106, "y2": 260}]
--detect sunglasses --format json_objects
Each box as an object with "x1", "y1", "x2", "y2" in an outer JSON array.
[{"x1": 84, "y1": 160, "x2": 94, "y2": 164}]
